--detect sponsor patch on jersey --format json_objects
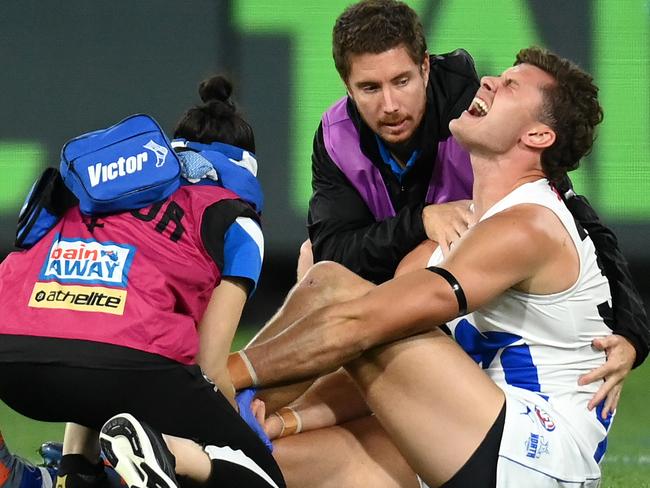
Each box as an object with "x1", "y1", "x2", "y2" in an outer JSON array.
[
  {"x1": 39, "y1": 236, "x2": 135, "y2": 287},
  {"x1": 534, "y1": 405, "x2": 556, "y2": 431},
  {"x1": 29, "y1": 282, "x2": 126, "y2": 315},
  {"x1": 525, "y1": 433, "x2": 550, "y2": 459}
]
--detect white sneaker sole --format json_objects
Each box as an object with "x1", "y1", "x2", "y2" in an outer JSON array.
[{"x1": 99, "y1": 413, "x2": 176, "y2": 488}]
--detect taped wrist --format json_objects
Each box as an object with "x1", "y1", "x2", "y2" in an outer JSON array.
[
  {"x1": 274, "y1": 406, "x2": 302, "y2": 438},
  {"x1": 227, "y1": 350, "x2": 259, "y2": 388},
  {"x1": 426, "y1": 266, "x2": 468, "y2": 316}
]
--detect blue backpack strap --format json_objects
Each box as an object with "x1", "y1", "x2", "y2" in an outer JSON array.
[
  {"x1": 15, "y1": 167, "x2": 77, "y2": 249},
  {"x1": 173, "y1": 139, "x2": 264, "y2": 214}
]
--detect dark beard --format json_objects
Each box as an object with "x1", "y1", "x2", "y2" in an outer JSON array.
[{"x1": 383, "y1": 123, "x2": 423, "y2": 164}]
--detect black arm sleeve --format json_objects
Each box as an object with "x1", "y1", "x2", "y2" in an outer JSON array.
[
  {"x1": 307, "y1": 126, "x2": 427, "y2": 284},
  {"x1": 558, "y1": 177, "x2": 649, "y2": 368}
]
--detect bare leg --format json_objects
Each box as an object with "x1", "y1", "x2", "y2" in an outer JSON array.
[
  {"x1": 248, "y1": 261, "x2": 373, "y2": 346},
  {"x1": 345, "y1": 330, "x2": 505, "y2": 487},
  {"x1": 245, "y1": 262, "x2": 374, "y2": 412},
  {"x1": 62, "y1": 423, "x2": 100, "y2": 462},
  {"x1": 164, "y1": 435, "x2": 211, "y2": 482},
  {"x1": 296, "y1": 239, "x2": 314, "y2": 282},
  {"x1": 273, "y1": 416, "x2": 420, "y2": 488},
  {"x1": 113, "y1": 419, "x2": 418, "y2": 488},
  {"x1": 265, "y1": 369, "x2": 371, "y2": 439}
]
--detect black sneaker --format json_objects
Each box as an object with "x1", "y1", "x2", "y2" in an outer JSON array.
[{"x1": 99, "y1": 414, "x2": 177, "y2": 488}]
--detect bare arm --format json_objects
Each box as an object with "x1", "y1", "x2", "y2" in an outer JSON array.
[
  {"x1": 235, "y1": 206, "x2": 556, "y2": 389},
  {"x1": 394, "y1": 239, "x2": 439, "y2": 277},
  {"x1": 196, "y1": 278, "x2": 249, "y2": 408}
]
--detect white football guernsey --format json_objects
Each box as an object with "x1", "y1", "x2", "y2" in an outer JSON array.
[{"x1": 427, "y1": 178, "x2": 613, "y2": 486}]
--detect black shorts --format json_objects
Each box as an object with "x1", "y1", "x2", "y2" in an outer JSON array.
[
  {"x1": 0, "y1": 335, "x2": 284, "y2": 487},
  {"x1": 442, "y1": 401, "x2": 506, "y2": 488}
]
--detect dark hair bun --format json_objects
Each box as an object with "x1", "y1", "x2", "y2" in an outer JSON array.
[{"x1": 198, "y1": 75, "x2": 233, "y2": 104}]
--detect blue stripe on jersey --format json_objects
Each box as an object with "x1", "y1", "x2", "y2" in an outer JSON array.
[
  {"x1": 455, "y1": 319, "x2": 520, "y2": 367},
  {"x1": 223, "y1": 217, "x2": 263, "y2": 294},
  {"x1": 500, "y1": 344, "x2": 542, "y2": 393},
  {"x1": 593, "y1": 401, "x2": 613, "y2": 463},
  {"x1": 454, "y1": 319, "x2": 542, "y2": 393}
]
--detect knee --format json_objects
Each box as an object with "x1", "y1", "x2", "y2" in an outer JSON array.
[
  {"x1": 291, "y1": 261, "x2": 362, "y2": 307},
  {"x1": 296, "y1": 239, "x2": 314, "y2": 282},
  {"x1": 299, "y1": 239, "x2": 312, "y2": 259},
  {"x1": 298, "y1": 261, "x2": 349, "y2": 289}
]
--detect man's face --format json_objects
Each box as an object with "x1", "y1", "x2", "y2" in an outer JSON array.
[
  {"x1": 450, "y1": 63, "x2": 555, "y2": 155},
  {"x1": 346, "y1": 45, "x2": 430, "y2": 145}
]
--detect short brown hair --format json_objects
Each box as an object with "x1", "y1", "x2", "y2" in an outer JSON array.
[
  {"x1": 332, "y1": 0, "x2": 427, "y2": 82},
  {"x1": 515, "y1": 47, "x2": 603, "y2": 182}
]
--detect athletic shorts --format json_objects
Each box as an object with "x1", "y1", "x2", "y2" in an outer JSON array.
[
  {"x1": 496, "y1": 388, "x2": 603, "y2": 487},
  {"x1": 418, "y1": 388, "x2": 604, "y2": 487}
]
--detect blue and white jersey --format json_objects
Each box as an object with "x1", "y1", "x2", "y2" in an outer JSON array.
[
  {"x1": 222, "y1": 216, "x2": 264, "y2": 293},
  {"x1": 428, "y1": 179, "x2": 613, "y2": 483}
]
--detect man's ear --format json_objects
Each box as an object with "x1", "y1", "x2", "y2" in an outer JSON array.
[
  {"x1": 522, "y1": 125, "x2": 555, "y2": 149},
  {"x1": 345, "y1": 81, "x2": 354, "y2": 100},
  {"x1": 421, "y1": 53, "x2": 430, "y2": 87}
]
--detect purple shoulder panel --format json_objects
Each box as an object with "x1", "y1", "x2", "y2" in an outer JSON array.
[
  {"x1": 426, "y1": 136, "x2": 474, "y2": 204},
  {"x1": 322, "y1": 97, "x2": 396, "y2": 220},
  {"x1": 321, "y1": 99, "x2": 474, "y2": 221}
]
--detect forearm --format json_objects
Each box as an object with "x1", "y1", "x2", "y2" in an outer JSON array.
[
  {"x1": 230, "y1": 270, "x2": 455, "y2": 389},
  {"x1": 197, "y1": 279, "x2": 247, "y2": 407},
  {"x1": 231, "y1": 303, "x2": 366, "y2": 389},
  {"x1": 199, "y1": 351, "x2": 237, "y2": 408},
  {"x1": 213, "y1": 370, "x2": 237, "y2": 409},
  {"x1": 268, "y1": 369, "x2": 370, "y2": 438},
  {"x1": 310, "y1": 208, "x2": 426, "y2": 283}
]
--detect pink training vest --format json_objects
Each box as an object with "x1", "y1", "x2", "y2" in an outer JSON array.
[{"x1": 0, "y1": 185, "x2": 239, "y2": 365}]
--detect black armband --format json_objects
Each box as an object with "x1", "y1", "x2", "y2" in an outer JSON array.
[{"x1": 426, "y1": 266, "x2": 468, "y2": 316}]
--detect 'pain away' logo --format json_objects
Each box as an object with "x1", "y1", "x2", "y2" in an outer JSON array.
[{"x1": 39, "y1": 235, "x2": 135, "y2": 287}]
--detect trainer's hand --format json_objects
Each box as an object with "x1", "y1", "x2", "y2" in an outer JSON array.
[
  {"x1": 236, "y1": 388, "x2": 274, "y2": 451},
  {"x1": 579, "y1": 335, "x2": 635, "y2": 418},
  {"x1": 422, "y1": 200, "x2": 475, "y2": 256}
]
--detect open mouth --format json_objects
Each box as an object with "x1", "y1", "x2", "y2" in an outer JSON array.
[{"x1": 468, "y1": 96, "x2": 490, "y2": 117}]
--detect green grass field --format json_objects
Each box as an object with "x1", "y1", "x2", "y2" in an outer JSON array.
[{"x1": 1, "y1": 330, "x2": 648, "y2": 487}]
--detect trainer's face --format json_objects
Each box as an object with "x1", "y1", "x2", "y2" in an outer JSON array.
[
  {"x1": 345, "y1": 45, "x2": 429, "y2": 145},
  {"x1": 450, "y1": 63, "x2": 555, "y2": 154}
]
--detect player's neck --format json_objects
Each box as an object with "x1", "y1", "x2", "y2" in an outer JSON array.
[{"x1": 470, "y1": 153, "x2": 545, "y2": 218}]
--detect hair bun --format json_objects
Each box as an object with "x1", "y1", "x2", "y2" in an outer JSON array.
[{"x1": 198, "y1": 75, "x2": 233, "y2": 104}]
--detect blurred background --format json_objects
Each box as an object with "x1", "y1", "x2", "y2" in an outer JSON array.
[
  {"x1": 0, "y1": 0, "x2": 648, "y2": 325},
  {"x1": 0, "y1": 1, "x2": 648, "y2": 483}
]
